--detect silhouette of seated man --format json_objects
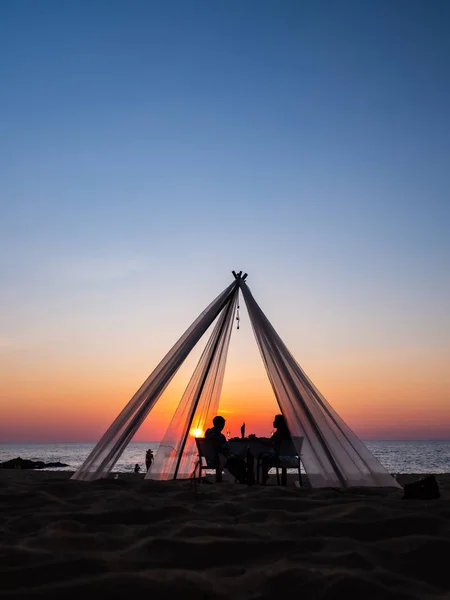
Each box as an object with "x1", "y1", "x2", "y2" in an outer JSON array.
[
  {"x1": 205, "y1": 416, "x2": 247, "y2": 483},
  {"x1": 260, "y1": 414, "x2": 294, "y2": 484}
]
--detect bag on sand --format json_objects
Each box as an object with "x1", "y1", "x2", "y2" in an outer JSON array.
[{"x1": 402, "y1": 475, "x2": 440, "y2": 500}]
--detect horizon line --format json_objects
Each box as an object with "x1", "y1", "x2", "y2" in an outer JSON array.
[{"x1": 1, "y1": 438, "x2": 450, "y2": 445}]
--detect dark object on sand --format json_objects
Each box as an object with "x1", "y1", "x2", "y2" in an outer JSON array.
[
  {"x1": 0, "y1": 457, "x2": 70, "y2": 470},
  {"x1": 402, "y1": 475, "x2": 440, "y2": 500}
]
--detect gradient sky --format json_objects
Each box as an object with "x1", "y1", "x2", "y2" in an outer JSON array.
[{"x1": 1, "y1": 0, "x2": 449, "y2": 443}]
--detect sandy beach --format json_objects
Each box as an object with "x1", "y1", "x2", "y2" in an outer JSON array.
[{"x1": 0, "y1": 471, "x2": 449, "y2": 599}]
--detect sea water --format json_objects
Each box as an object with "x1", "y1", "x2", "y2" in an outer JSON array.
[
  {"x1": 0, "y1": 440, "x2": 449, "y2": 474},
  {"x1": 0, "y1": 442, "x2": 159, "y2": 474}
]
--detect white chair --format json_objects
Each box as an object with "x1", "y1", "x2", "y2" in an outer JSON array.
[
  {"x1": 194, "y1": 438, "x2": 222, "y2": 482},
  {"x1": 275, "y1": 436, "x2": 304, "y2": 486}
]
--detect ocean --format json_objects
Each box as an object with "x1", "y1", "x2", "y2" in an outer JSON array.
[{"x1": 1, "y1": 440, "x2": 449, "y2": 474}]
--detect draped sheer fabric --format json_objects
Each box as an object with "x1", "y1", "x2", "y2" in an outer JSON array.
[
  {"x1": 148, "y1": 291, "x2": 238, "y2": 480},
  {"x1": 73, "y1": 275, "x2": 400, "y2": 488},
  {"x1": 240, "y1": 282, "x2": 401, "y2": 488},
  {"x1": 72, "y1": 281, "x2": 238, "y2": 481}
]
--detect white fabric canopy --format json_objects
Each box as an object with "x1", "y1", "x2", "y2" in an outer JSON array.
[
  {"x1": 240, "y1": 281, "x2": 400, "y2": 488},
  {"x1": 73, "y1": 274, "x2": 400, "y2": 488},
  {"x1": 149, "y1": 291, "x2": 237, "y2": 480},
  {"x1": 72, "y1": 281, "x2": 238, "y2": 481}
]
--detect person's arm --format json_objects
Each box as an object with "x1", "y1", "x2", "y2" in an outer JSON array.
[
  {"x1": 218, "y1": 433, "x2": 230, "y2": 456},
  {"x1": 270, "y1": 431, "x2": 282, "y2": 454}
]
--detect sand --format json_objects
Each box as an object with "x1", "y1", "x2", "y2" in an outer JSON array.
[{"x1": 0, "y1": 471, "x2": 449, "y2": 600}]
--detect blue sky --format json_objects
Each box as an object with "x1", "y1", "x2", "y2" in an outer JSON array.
[{"x1": 1, "y1": 1, "x2": 449, "y2": 440}]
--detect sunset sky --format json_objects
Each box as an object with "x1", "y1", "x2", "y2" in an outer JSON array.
[{"x1": 1, "y1": 1, "x2": 449, "y2": 443}]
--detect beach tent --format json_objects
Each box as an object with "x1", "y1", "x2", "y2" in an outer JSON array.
[{"x1": 72, "y1": 272, "x2": 400, "y2": 488}]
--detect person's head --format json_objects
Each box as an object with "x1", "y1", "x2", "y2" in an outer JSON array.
[
  {"x1": 273, "y1": 414, "x2": 287, "y2": 431},
  {"x1": 212, "y1": 415, "x2": 226, "y2": 431}
]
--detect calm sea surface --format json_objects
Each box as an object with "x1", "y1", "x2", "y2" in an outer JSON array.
[{"x1": 0, "y1": 441, "x2": 449, "y2": 474}]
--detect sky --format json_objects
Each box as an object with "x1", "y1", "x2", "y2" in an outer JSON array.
[{"x1": 1, "y1": 0, "x2": 449, "y2": 443}]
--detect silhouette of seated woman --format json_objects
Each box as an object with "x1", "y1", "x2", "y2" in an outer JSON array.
[
  {"x1": 205, "y1": 415, "x2": 247, "y2": 483},
  {"x1": 260, "y1": 414, "x2": 293, "y2": 484}
]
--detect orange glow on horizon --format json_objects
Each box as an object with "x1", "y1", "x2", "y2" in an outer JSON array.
[{"x1": 1, "y1": 319, "x2": 449, "y2": 443}]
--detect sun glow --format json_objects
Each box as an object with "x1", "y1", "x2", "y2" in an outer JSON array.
[{"x1": 191, "y1": 427, "x2": 203, "y2": 438}]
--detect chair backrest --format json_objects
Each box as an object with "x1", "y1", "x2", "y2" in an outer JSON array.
[
  {"x1": 277, "y1": 436, "x2": 304, "y2": 458},
  {"x1": 278, "y1": 439, "x2": 298, "y2": 457},
  {"x1": 291, "y1": 436, "x2": 304, "y2": 457},
  {"x1": 195, "y1": 438, "x2": 218, "y2": 467}
]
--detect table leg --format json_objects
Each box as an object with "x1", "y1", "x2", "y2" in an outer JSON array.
[{"x1": 246, "y1": 449, "x2": 254, "y2": 486}]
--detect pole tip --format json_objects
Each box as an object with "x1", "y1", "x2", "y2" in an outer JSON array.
[{"x1": 232, "y1": 271, "x2": 248, "y2": 281}]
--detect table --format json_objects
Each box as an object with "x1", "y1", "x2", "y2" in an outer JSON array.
[{"x1": 229, "y1": 439, "x2": 275, "y2": 484}]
